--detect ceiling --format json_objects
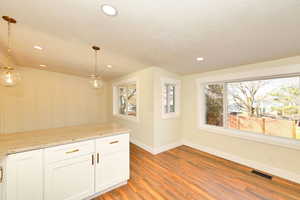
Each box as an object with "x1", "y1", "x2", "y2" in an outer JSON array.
[{"x1": 0, "y1": 0, "x2": 300, "y2": 80}]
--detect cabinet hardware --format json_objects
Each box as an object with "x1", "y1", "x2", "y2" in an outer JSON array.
[
  {"x1": 0, "y1": 166, "x2": 3, "y2": 183},
  {"x1": 97, "y1": 153, "x2": 100, "y2": 164},
  {"x1": 66, "y1": 149, "x2": 79, "y2": 154},
  {"x1": 110, "y1": 141, "x2": 119, "y2": 144},
  {"x1": 92, "y1": 154, "x2": 95, "y2": 165}
]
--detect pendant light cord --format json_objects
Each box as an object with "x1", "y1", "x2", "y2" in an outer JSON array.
[
  {"x1": 94, "y1": 49, "x2": 98, "y2": 76},
  {"x1": 7, "y1": 20, "x2": 12, "y2": 62},
  {"x1": 7, "y1": 21, "x2": 11, "y2": 53}
]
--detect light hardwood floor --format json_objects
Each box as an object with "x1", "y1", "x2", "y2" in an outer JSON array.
[{"x1": 94, "y1": 144, "x2": 300, "y2": 200}]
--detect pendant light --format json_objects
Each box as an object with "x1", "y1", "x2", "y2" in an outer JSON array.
[
  {"x1": 89, "y1": 46, "x2": 103, "y2": 89},
  {"x1": 0, "y1": 16, "x2": 21, "y2": 87}
]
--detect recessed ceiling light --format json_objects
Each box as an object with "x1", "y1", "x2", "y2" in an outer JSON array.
[
  {"x1": 196, "y1": 57, "x2": 204, "y2": 61},
  {"x1": 39, "y1": 64, "x2": 47, "y2": 67},
  {"x1": 107, "y1": 65, "x2": 112, "y2": 68},
  {"x1": 101, "y1": 4, "x2": 118, "y2": 16},
  {"x1": 34, "y1": 46, "x2": 43, "y2": 50}
]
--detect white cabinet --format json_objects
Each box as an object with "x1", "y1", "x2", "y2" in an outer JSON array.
[
  {"x1": 2, "y1": 133, "x2": 130, "y2": 200},
  {"x1": 6, "y1": 150, "x2": 43, "y2": 200},
  {"x1": 95, "y1": 134, "x2": 130, "y2": 193},
  {"x1": 0, "y1": 160, "x2": 3, "y2": 200},
  {"x1": 44, "y1": 154, "x2": 95, "y2": 200},
  {"x1": 44, "y1": 140, "x2": 95, "y2": 200}
]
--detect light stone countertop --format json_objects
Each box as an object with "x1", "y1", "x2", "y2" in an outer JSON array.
[{"x1": 0, "y1": 123, "x2": 130, "y2": 159}]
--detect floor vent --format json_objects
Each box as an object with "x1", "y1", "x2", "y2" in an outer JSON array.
[{"x1": 251, "y1": 170, "x2": 273, "y2": 180}]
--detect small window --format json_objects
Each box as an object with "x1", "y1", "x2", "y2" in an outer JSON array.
[
  {"x1": 113, "y1": 79, "x2": 138, "y2": 121},
  {"x1": 161, "y1": 78, "x2": 181, "y2": 119},
  {"x1": 164, "y1": 84, "x2": 176, "y2": 113}
]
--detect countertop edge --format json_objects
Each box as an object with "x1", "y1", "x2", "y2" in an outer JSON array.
[{"x1": 0, "y1": 126, "x2": 131, "y2": 159}]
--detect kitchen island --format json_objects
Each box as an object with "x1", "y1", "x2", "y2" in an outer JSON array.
[{"x1": 0, "y1": 123, "x2": 130, "y2": 200}]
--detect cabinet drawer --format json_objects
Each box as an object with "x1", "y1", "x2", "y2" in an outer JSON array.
[
  {"x1": 96, "y1": 133, "x2": 129, "y2": 155},
  {"x1": 45, "y1": 140, "x2": 95, "y2": 163}
]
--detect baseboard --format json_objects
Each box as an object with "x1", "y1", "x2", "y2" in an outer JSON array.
[
  {"x1": 183, "y1": 140, "x2": 300, "y2": 184},
  {"x1": 85, "y1": 181, "x2": 127, "y2": 200},
  {"x1": 130, "y1": 138, "x2": 182, "y2": 155},
  {"x1": 130, "y1": 138, "x2": 155, "y2": 154},
  {"x1": 153, "y1": 141, "x2": 183, "y2": 155}
]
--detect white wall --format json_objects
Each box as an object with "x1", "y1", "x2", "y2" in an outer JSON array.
[
  {"x1": 107, "y1": 67, "x2": 182, "y2": 152},
  {"x1": 181, "y1": 56, "x2": 300, "y2": 183},
  {"x1": 107, "y1": 67, "x2": 155, "y2": 148},
  {"x1": 153, "y1": 67, "x2": 181, "y2": 148},
  {"x1": 0, "y1": 67, "x2": 107, "y2": 134}
]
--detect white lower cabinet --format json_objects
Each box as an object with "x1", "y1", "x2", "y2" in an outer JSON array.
[
  {"x1": 95, "y1": 134, "x2": 130, "y2": 193},
  {"x1": 0, "y1": 160, "x2": 3, "y2": 200},
  {"x1": 95, "y1": 151, "x2": 129, "y2": 192},
  {"x1": 2, "y1": 133, "x2": 129, "y2": 200},
  {"x1": 6, "y1": 150, "x2": 44, "y2": 200},
  {"x1": 44, "y1": 154, "x2": 95, "y2": 200}
]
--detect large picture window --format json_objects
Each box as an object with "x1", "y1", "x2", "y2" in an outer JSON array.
[
  {"x1": 113, "y1": 78, "x2": 139, "y2": 121},
  {"x1": 204, "y1": 75, "x2": 300, "y2": 141}
]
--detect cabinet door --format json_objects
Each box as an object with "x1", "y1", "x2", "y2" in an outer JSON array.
[
  {"x1": 44, "y1": 154, "x2": 95, "y2": 200},
  {"x1": 95, "y1": 134, "x2": 130, "y2": 192},
  {"x1": 0, "y1": 160, "x2": 3, "y2": 200},
  {"x1": 95, "y1": 151, "x2": 129, "y2": 192},
  {"x1": 6, "y1": 150, "x2": 43, "y2": 200}
]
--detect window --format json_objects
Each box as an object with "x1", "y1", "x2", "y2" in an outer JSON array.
[
  {"x1": 203, "y1": 75, "x2": 300, "y2": 141},
  {"x1": 161, "y1": 78, "x2": 181, "y2": 119},
  {"x1": 113, "y1": 78, "x2": 138, "y2": 121}
]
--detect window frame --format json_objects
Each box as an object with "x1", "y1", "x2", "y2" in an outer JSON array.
[
  {"x1": 113, "y1": 78, "x2": 139, "y2": 122},
  {"x1": 197, "y1": 65, "x2": 300, "y2": 150},
  {"x1": 161, "y1": 77, "x2": 181, "y2": 119}
]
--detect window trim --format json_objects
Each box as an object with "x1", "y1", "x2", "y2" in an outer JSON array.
[
  {"x1": 113, "y1": 77, "x2": 139, "y2": 122},
  {"x1": 197, "y1": 65, "x2": 300, "y2": 150},
  {"x1": 161, "y1": 77, "x2": 181, "y2": 119}
]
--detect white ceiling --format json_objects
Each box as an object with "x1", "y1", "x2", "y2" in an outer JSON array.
[{"x1": 0, "y1": 0, "x2": 300, "y2": 79}]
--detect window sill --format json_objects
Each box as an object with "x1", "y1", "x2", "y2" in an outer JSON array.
[
  {"x1": 162, "y1": 113, "x2": 180, "y2": 119},
  {"x1": 113, "y1": 114, "x2": 139, "y2": 123},
  {"x1": 198, "y1": 124, "x2": 300, "y2": 151}
]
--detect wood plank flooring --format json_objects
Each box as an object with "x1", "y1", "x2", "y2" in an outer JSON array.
[{"x1": 94, "y1": 144, "x2": 300, "y2": 200}]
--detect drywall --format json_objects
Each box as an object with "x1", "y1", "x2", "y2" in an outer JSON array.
[
  {"x1": 107, "y1": 67, "x2": 155, "y2": 148},
  {"x1": 107, "y1": 67, "x2": 182, "y2": 152},
  {"x1": 181, "y1": 56, "x2": 300, "y2": 181},
  {"x1": 0, "y1": 67, "x2": 107, "y2": 134},
  {"x1": 153, "y1": 67, "x2": 181, "y2": 148}
]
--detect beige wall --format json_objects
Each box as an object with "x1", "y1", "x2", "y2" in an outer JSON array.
[
  {"x1": 107, "y1": 67, "x2": 155, "y2": 147},
  {"x1": 153, "y1": 67, "x2": 181, "y2": 148},
  {"x1": 107, "y1": 67, "x2": 182, "y2": 150},
  {"x1": 0, "y1": 67, "x2": 107, "y2": 134},
  {"x1": 181, "y1": 56, "x2": 300, "y2": 176}
]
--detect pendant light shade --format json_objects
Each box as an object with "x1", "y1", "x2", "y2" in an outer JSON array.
[
  {"x1": 89, "y1": 46, "x2": 103, "y2": 89},
  {"x1": 0, "y1": 16, "x2": 20, "y2": 87},
  {"x1": 0, "y1": 67, "x2": 21, "y2": 87},
  {"x1": 89, "y1": 75, "x2": 103, "y2": 89}
]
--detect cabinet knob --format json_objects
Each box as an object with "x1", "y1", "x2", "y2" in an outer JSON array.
[
  {"x1": 110, "y1": 141, "x2": 119, "y2": 144},
  {"x1": 92, "y1": 154, "x2": 95, "y2": 165}
]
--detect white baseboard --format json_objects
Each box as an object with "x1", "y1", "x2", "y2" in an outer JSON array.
[
  {"x1": 130, "y1": 138, "x2": 155, "y2": 154},
  {"x1": 153, "y1": 141, "x2": 183, "y2": 155},
  {"x1": 183, "y1": 140, "x2": 300, "y2": 184},
  {"x1": 85, "y1": 181, "x2": 127, "y2": 200},
  {"x1": 130, "y1": 137, "x2": 182, "y2": 155}
]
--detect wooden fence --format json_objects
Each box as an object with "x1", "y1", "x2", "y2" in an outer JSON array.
[{"x1": 228, "y1": 115, "x2": 297, "y2": 139}]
